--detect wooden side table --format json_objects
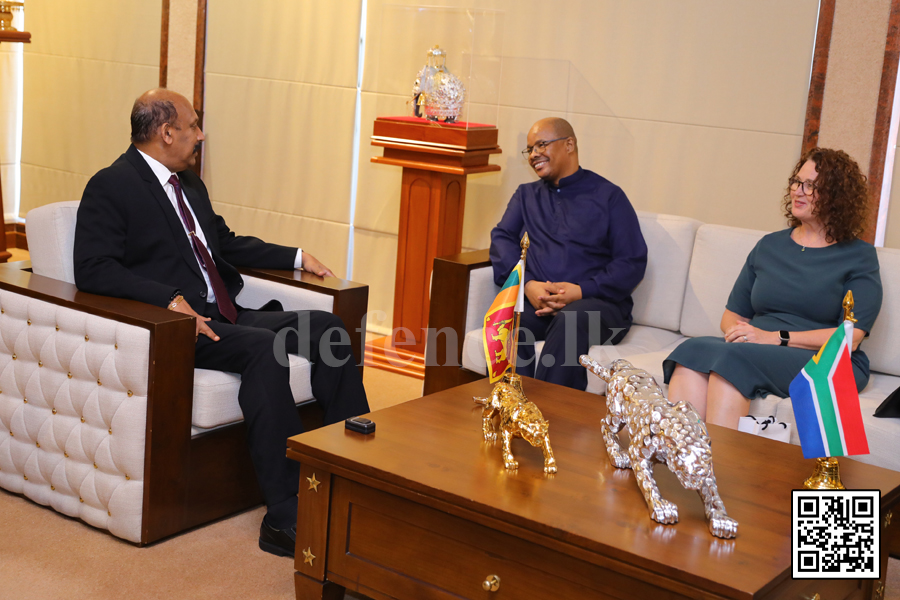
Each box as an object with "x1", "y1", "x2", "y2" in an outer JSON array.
[
  {"x1": 288, "y1": 378, "x2": 900, "y2": 600},
  {"x1": 365, "y1": 116, "x2": 501, "y2": 378}
]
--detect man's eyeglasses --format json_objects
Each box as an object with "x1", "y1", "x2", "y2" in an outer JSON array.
[
  {"x1": 789, "y1": 177, "x2": 817, "y2": 195},
  {"x1": 521, "y1": 137, "x2": 567, "y2": 158}
]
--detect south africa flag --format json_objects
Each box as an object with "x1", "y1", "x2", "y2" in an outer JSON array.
[
  {"x1": 789, "y1": 321, "x2": 869, "y2": 459},
  {"x1": 482, "y1": 260, "x2": 525, "y2": 382}
]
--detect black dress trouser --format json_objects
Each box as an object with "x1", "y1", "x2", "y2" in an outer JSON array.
[
  {"x1": 195, "y1": 304, "x2": 369, "y2": 527},
  {"x1": 515, "y1": 297, "x2": 631, "y2": 391}
]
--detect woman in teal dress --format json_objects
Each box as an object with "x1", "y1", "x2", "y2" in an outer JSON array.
[{"x1": 664, "y1": 148, "x2": 883, "y2": 429}]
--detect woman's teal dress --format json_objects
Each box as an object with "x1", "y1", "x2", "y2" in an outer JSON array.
[{"x1": 663, "y1": 229, "x2": 882, "y2": 398}]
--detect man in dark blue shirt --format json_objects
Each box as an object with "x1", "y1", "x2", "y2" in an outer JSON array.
[{"x1": 490, "y1": 118, "x2": 647, "y2": 390}]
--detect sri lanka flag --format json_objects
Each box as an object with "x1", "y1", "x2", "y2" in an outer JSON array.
[
  {"x1": 483, "y1": 260, "x2": 525, "y2": 382},
  {"x1": 789, "y1": 321, "x2": 869, "y2": 459}
]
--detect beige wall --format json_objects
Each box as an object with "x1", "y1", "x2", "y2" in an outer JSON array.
[
  {"x1": 12, "y1": 1, "x2": 824, "y2": 333},
  {"x1": 166, "y1": 0, "x2": 198, "y2": 102},
  {"x1": 351, "y1": 0, "x2": 819, "y2": 330},
  {"x1": 19, "y1": 0, "x2": 160, "y2": 216},
  {"x1": 202, "y1": 0, "x2": 362, "y2": 282}
]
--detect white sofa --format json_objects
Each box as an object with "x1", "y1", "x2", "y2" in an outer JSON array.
[
  {"x1": 424, "y1": 211, "x2": 900, "y2": 473},
  {"x1": 0, "y1": 201, "x2": 369, "y2": 544}
]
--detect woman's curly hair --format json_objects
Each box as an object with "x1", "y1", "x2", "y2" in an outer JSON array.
[{"x1": 782, "y1": 148, "x2": 868, "y2": 243}]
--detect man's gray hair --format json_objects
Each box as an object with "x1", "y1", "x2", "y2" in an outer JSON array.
[{"x1": 130, "y1": 97, "x2": 178, "y2": 144}]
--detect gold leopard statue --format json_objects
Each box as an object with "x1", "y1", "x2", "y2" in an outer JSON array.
[
  {"x1": 581, "y1": 356, "x2": 738, "y2": 539},
  {"x1": 474, "y1": 373, "x2": 557, "y2": 474}
]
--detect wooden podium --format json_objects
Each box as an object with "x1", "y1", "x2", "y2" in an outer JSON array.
[{"x1": 365, "y1": 117, "x2": 501, "y2": 378}]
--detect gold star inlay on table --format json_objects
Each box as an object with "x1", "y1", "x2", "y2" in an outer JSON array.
[
  {"x1": 302, "y1": 547, "x2": 316, "y2": 566},
  {"x1": 307, "y1": 473, "x2": 321, "y2": 492}
]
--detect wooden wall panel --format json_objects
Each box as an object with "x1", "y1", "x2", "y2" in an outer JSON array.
[{"x1": 867, "y1": 0, "x2": 900, "y2": 244}]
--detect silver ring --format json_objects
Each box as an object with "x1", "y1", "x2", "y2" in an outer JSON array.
[{"x1": 743, "y1": 335, "x2": 748, "y2": 342}]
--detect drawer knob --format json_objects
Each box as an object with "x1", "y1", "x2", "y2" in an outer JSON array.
[{"x1": 482, "y1": 575, "x2": 500, "y2": 592}]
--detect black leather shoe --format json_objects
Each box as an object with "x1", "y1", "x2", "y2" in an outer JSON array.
[{"x1": 259, "y1": 518, "x2": 296, "y2": 558}]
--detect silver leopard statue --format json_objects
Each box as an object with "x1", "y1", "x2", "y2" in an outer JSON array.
[{"x1": 581, "y1": 356, "x2": 738, "y2": 539}]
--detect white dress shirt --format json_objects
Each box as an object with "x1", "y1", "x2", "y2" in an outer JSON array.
[{"x1": 136, "y1": 149, "x2": 303, "y2": 302}]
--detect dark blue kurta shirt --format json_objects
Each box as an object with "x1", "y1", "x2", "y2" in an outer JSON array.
[{"x1": 490, "y1": 167, "x2": 648, "y2": 319}]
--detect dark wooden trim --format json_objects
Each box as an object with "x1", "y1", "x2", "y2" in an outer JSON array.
[
  {"x1": 141, "y1": 297, "x2": 196, "y2": 543},
  {"x1": 802, "y1": 0, "x2": 836, "y2": 155},
  {"x1": 866, "y1": 0, "x2": 900, "y2": 244},
  {"x1": 0, "y1": 30, "x2": 31, "y2": 43},
  {"x1": 189, "y1": 0, "x2": 208, "y2": 179},
  {"x1": 5, "y1": 222, "x2": 27, "y2": 250},
  {"x1": 190, "y1": 107, "x2": 203, "y2": 178},
  {"x1": 330, "y1": 279, "x2": 368, "y2": 377},
  {"x1": 0, "y1": 176, "x2": 8, "y2": 263},
  {"x1": 159, "y1": 0, "x2": 169, "y2": 88},
  {"x1": 194, "y1": 0, "x2": 208, "y2": 111},
  {"x1": 422, "y1": 249, "x2": 491, "y2": 396},
  {"x1": 15, "y1": 223, "x2": 25, "y2": 250},
  {"x1": 0, "y1": 262, "x2": 195, "y2": 328}
]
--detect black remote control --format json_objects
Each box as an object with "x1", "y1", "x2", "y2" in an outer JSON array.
[{"x1": 345, "y1": 416, "x2": 375, "y2": 434}]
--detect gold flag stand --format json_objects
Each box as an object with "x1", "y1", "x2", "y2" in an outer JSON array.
[
  {"x1": 804, "y1": 457, "x2": 845, "y2": 490},
  {"x1": 507, "y1": 232, "x2": 530, "y2": 380},
  {"x1": 802, "y1": 290, "x2": 857, "y2": 491},
  {"x1": 475, "y1": 231, "x2": 558, "y2": 474}
]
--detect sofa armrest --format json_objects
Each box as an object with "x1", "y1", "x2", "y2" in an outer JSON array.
[
  {"x1": 423, "y1": 250, "x2": 491, "y2": 395},
  {"x1": 237, "y1": 268, "x2": 368, "y2": 373},
  {"x1": 0, "y1": 261, "x2": 197, "y2": 543}
]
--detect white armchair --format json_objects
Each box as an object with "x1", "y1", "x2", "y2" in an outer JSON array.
[{"x1": 0, "y1": 201, "x2": 368, "y2": 544}]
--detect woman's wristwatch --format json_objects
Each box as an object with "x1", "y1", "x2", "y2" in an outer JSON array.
[{"x1": 779, "y1": 330, "x2": 790, "y2": 346}]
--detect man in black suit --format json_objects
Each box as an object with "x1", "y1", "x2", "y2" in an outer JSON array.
[{"x1": 74, "y1": 88, "x2": 369, "y2": 557}]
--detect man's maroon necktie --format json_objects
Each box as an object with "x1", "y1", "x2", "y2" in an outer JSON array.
[{"x1": 168, "y1": 174, "x2": 238, "y2": 323}]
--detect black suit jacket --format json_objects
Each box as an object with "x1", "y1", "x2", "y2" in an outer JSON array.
[{"x1": 74, "y1": 145, "x2": 298, "y2": 313}]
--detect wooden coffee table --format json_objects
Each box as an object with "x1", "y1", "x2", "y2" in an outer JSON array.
[{"x1": 286, "y1": 378, "x2": 900, "y2": 600}]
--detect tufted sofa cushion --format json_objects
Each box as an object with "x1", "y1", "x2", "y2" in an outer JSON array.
[
  {"x1": 191, "y1": 354, "x2": 313, "y2": 430},
  {"x1": 631, "y1": 211, "x2": 702, "y2": 331},
  {"x1": 236, "y1": 275, "x2": 334, "y2": 313},
  {"x1": 678, "y1": 224, "x2": 766, "y2": 339},
  {"x1": 464, "y1": 267, "x2": 497, "y2": 339},
  {"x1": 865, "y1": 247, "x2": 900, "y2": 377},
  {"x1": 25, "y1": 201, "x2": 80, "y2": 284},
  {"x1": 0, "y1": 290, "x2": 150, "y2": 542}
]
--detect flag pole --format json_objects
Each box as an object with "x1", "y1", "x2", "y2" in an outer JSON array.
[
  {"x1": 803, "y1": 290, "x2": 855, "y2": 490},
  {"x1": 508, "y1": 233, "x2": 530, "y2": 377}
]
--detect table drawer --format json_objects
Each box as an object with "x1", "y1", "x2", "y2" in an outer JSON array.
[
  {"x1": 326, "y1": 479, "x2": 700, "y2": 600},
  {"x1": 762, "y1": 576, "x2": 861, "y2": 600}
]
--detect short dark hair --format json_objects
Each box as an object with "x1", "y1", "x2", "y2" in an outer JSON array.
[
  {"x1": 130, "y1": 97, "x2": 178, "y2": 144},
  {"x1": 781, "y1": 147, "x2": 869, "y2": 243}
]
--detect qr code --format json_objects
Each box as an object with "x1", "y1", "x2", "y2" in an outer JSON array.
[{"x1": 792, "y1": 490, "x2": 880, "y2": 579}]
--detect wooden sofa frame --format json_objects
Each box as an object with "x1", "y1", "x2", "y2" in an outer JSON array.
[
  {"x1": 423, "y1": 249, "x2": 490, "y2": 396},
  {"x1": 0, "y1": 260, "x2": 367, "y2": 545}
]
